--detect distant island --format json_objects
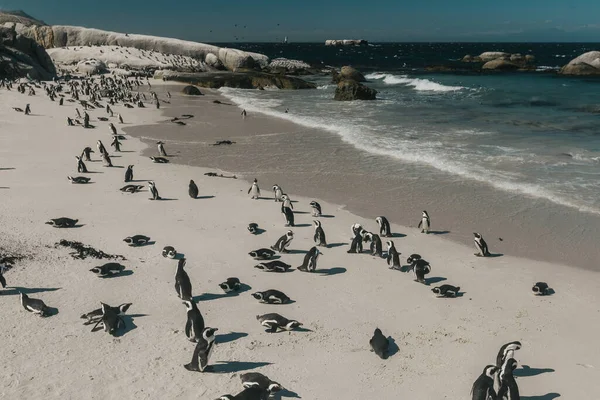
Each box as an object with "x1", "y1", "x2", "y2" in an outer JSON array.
[{"x1": 325, "y1": 39, "x2": 368, "y2": 46}]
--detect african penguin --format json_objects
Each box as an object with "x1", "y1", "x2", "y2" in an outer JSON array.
[
  {"x1": 184, "y1": 299, "x2": 205, "y2": 342},
  {"x1": 123, "y1": 235, "x2": 150, "y2": 246},
  {"x1": 254, "y1": 261, "x2": 292, "y2": 273},
  {"x1": 256, "y1": 313, "x2": 302, "y2": 333},
  {"x1": 219, "y1": 277, "x2": 241, "y2": 293},
  {"x1": 347, "y1": 229, "x2": 364, "y2": 254},
  {"x1": 365, "y1": 232, "x2": 383, "y2": 257},
  {"x1": 496, "y1": 341, "x2": 522, "y2": 368},
  {"x1": 249, "y1": 248, "x2": 276, "y2": 260},
  {"x1": 97, "y1": 302, "x2": 125, "y2": 335},
  {"x1": 247, "y1": 223, "x2": 259, "y2": 234},
  {"x1": 150, "y1": 156, "x2": 169, "y2": 163},
  {"x1": 20, "y1": 292, "x2": 50, "y2": 317},
  {"x1": 157, "y1": 141, "x2": 167, "y2": 156},
  {"x1": 248, "y1": 179, "x2": 260, "y2": 199},
  {"x1": 497, "y1": 358, "x2": 520, "y2": 400},
  {"x1": 532, "y1": 282, "x2": 550, "y2": 295},
  {"x1": 471, "y1": 365, "x2": 499, "y2": 400},
  {"x1": 252, "y1": 289, "x2": 290, "y2": 304},
  {"x1": 386, "y1": 240, "x2": 401, "y2": 269},
  {"x1": 124, "y1": 165, "x2": 134, "y2": 182},
  {"x1": 175, "y1": 258, "x2": 193, "y2": 301},
  {"x1": 76, "y1": 156, "x2": 88, "y2": 173},
  {"x1": 412, "y1": 259, "x2": 431, "y2": 284},
  {"x1": 81, "y1": 146, "x2": 94, "y2": 161},
  {"x1": 313, "y1": 220, "x2": 327, "y2": 247},
  {"x1": 189, "y1": 179, "x2": 199, "y2": 199},
  {"x1": 148, "y1": 181, "x2": 161, "y2": 200},
  {"x1": 184, "y1": 327, "x2": 218, "y2": 372},
  {"x1": 89, "y1": 263, "x2": 126, "y2": 277},
  {"x1": 101, "y1": 152, "x2": 113, "y2": 167},
  {"x1": 298, "y1": 246, "x2": 320, "y2": 272},
  {"x1": 271, "y1": 231, "x2": 293, "y2": 253},
  {"x1": 281, "y1": 194, "x2": 293, "y2": 210},
  {"x1": 418, "y1": 211, "x2": 431, "y2": 234},
  {"x1": 241, "y1": 372, "x2": 284, "y2": 394},
  {"x1": 68, "y1": 176, "x2": 90, "y2": 184},
  {"x1": 272, "y1": 184, "x2": 283, "y2": 202},
  {"x1": 310, "y1": 201, "x2": 322, "y2": 217},
  {"x1": 45, "y1": 217, "x2": 78, "y2": 228},
  {"x1": 474, "y1": 232, "x2": 491, "y2": 257},
  {"x1": 406, "y1": 254, "x2": 422, "y2": 264},
  {"x1": 369, "y1": 328, "x2": 390, "y2": 359},
  {"x1": 351, "y1": 223, "x2": 363, "y2": 240},
  {"x1": 215, "y1": 387, "x2": 269, "y2": 400},
  {"x1": 0, "y1": 265, "x2": 7, "y2": 288},
  {"x1": 431, "y1": 284, "x2": 460, "y2": 297},
  {"x1": 281, "y1": 204, "x2": 294, "y2": 227},
  {"x1": 162, "y1": 246, "x2": 177, "y2": 259},
  {"x1": 376, "y1": 216, "x2": 392, "y2": 237},
  {"x1": 81, "y1": 303, "x2": 131, "y2": 325},
  {"x1": 97, "y1": 140, "x2": 107, "y2": 156}
]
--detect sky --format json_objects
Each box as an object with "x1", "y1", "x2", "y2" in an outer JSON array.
[{"x1": 2, "y1": 0, "x2": 600, "y2": 42}]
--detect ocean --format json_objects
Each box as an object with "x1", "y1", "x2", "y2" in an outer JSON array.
[{"x1": 217, "y1": 42, "x2": 600, "y2": 215}]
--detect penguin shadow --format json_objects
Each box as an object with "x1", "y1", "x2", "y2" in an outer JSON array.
[
  {"x1": 0, "y1": 187, "x2": 10, "y2": 189},
  {"x1": 521, "y1": 394, "x2": 561, "y2": 400},
  {"x1": 292, "y1": 211, "x2": 310, "y2": 215},
  {"x1": 194, "y1": 284, "x2": 252, "y2": 302},
  {"x1": 424, "y1": 277, "x2": 447, "y2": 285},
  {"x1": 286, "y1": 249, "x2": 308, "y2": 255},
  {"x1": 173, "y1": 253, "x2": 186, "y2": 260},
  {"x1": 98, "y1": 270, "x2": 134, "y2": 279},
  {"x1": 211, "y1": 361, "x2": 272, "y2": 374},
  {"x1": 217, "y1": 331, "x2": 248, "y2": 344},
  {"x1": 119, "y1": 150, "x2": 136, "y2": 153},
  {"x1": 82, "y1": 171, "x2": 103, "y2": 174},
  {"x1": 278, "y1": 388, "x2": 302, "y2": 399},
  {"x1": 153, "y1": 198, "x2": 178, "y2": 201},
  {"x1": 514, "y1": 365, "x2": 555, "y2": 377},
  {"x1": 326, "y1": 242, "x2": 348, "y2": 249},
  {"x1": 44, "y1": 306, "x2": 60, "y2": 317},
  {"x1": 544, "y1": 288, "x2": 556, "y2": 296},
  {"x1": 390, "y1": 233, "x2": 406, "y2": 238},
  {"x1": 106, "y1": 165, "x2": 125, "y2": 169},
  {"x1": 0, "y1": 286, "x2": 61, "y2": 297},
  {"x1": 482, "y1": 253, "x2": 504, "y2": 258},
  {"x1": 250, "y1": 228, "x2": 266, "y2": 235},
  {"x1": 67, "y1": 224, "x2": 86, "y2": 229},
  {"x1": 318, "y1": 214, "x2": 335, "y2": 218},
  {"x1": 292, "y1": 224, "x2": 312, "y2": 228},
  {"x1": 133, "y1": 241, "x2": 156, "y2": 247},
  {"x1": 316, "y1": 267, "x2": 347, "y2": 276},
  {"x1": 0, "y1": 167, "x2": 16, "y2": 170},
  {"x1": 115, "y1": 314, "x2": 147, "y2": 337},
  {"x1": 387, "y1": 336, "x2": 400, "y2": 358},
  {"x1": 193, "y1": 196, "x2": 215, "y2": 200},
  {"x1": 429, "y1": 230, "x2": 451, "y2": 235}
]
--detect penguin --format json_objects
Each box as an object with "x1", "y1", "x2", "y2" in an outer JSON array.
[
  {"x1": 240, "y1": 372, "x2": 284, "y2": 394},
  {"x1": 298, "y1": 246, "x2": 320, "y2": 272},
  {"x1": 89, "y1": 263, "x2": 126, "y2": 277},
  {"x1": 365, "y1": 232, "x2": 383, "y2": 257},
  {"x1": 471, "y1": 365, "x2": 500, "y2": 400},
  {"x1": 281, "y1": 203, "x2": 294, "y2": 227},
  {"x1": 123, "y1": 235, "x2": 151, "y2": 246},
  {"x1": 347, "y1": 229, "x2": 364, "y2": 254},
  {"x1": 124, "y1": 165, "x2": 134, "y2": 182},
  {"x1": 474, "y1": 232, "x2": 491, "y2": 257},
  {"x1": 80, "y1": 303, "x2": 131, "y2": 325},
  {"x1": 249, "y1": 249, "x2": 276, "y2": 260},
  {"x1": 118, "y1": 114, "x2": 124, "y2": 124},
  {"x1": 184, "y1": 327, "x2": 218, "y2": 372},
  {"x1": 369, "y1": 328, "x2": 390, "y2": 359},
  {"x1": 76, "y1": 156, "x2": 88, "y2": 173},
  {"x1": 175, "y1": 258, "x2": 193, "y2": 301},
  {"x1": 0, "y1": 265, "x2": 8, "y2": 288},
  {"x1": 272, "y1": 184, "x2": 283, "y2": 202},
  {"x1": 281, "y1": 194, "x2": 293, "y2": 210},
  {"x1": 111, "y1": 136, "x2": 122, "y2": 152},
  {"x1": 219, "y1": 277, "x2": 241, "y2": 293},
  {"x1": 412, "y1": 259, "x2": 431, "y2": 284},
  {"x1": 386, "y1": 240, "x2": 401, "y2": 269},
  {"x1": 97, "y1": 140, "x2": 108, "y2": 156},
  {"x1": 254, "y1": 261, "x2": 291, "y2": 273},
  {"x1": 310, "y1": 201, "x2": 322, "y2": 217},
  {"x1": 184, "y1": 299, "x2": 205, "y2": 342},
  {"x1": 148, "y1": 181, "x2": 161, "y2": 200},
  {"x1": 248, "y1": 179, "x2": 260, "y2": 199},
  {"x1": 162, "y1": 246, "x2": 177, "y2": 259},
  {"x1": 406, "y1": 254, "x2": 422, "y2": 264},
  {"x1": 247, "y1": 223, "x2": 259, "y2": 234},
  {"x1": 101, "y1": 152, "x2": 113, "y2": 167},
  {"x1": 351, "y1": 223, "x2": 363, "y2": 239},
  {"x1": 256, "y1": 313, "x2": 302, "y2": 333},
  {"x1": 496, "y1": 341, "x2": 522, "y2": 368},
  {"x1": 532, "y1": 282, "x2": 550, "y2": 295},
  {"x1": 45, "y1": 217, "x2": 79, "y2": 228},
  {"x1": 109, "y1": 122, "x2": 117, "y2": 136},
  {"x1": 96, "y1": 302, "x2": 125, "y2": 335},
  {"x1": 188, "y1": 179, "x2": 199, "y2": 199},
  {"x1": 150, "y1": 156, "x2": 169, "y2": 163},
  {"x1": 215, "y1": 387, "x2": 269, "y2": 400},
  {"x1": 376, "y1": 216, "x2": 392, "y2": 237},
  {"x1": 81, "y1": 146, "x2": 94, "y2": 161},
  {"x1": 157, "y1": 141, "x2": 167, "y2": 156},
  {"x1": 418, "y1": 211, "x2": 431, "y2": 234},
  {"x1": 24, "y1": 103, "x2": 31, "y2": 115},
  {"x1": 20, "y1": 292, "x2": 50, "y2": 316},
  {"x1": 497, "y1": 358, "x2": 520, "y2": 400},
  {"x1": 432, "y1": 284, "x2": 460, "y2": 297},
  {"x1": 271, "y1": 231, "x2": 293, "y2": 253},
  {"x1": 313, "y1": 220, "x2": 327, "y2": 247},
  {"x1": 120, "y1": 184, "x2": 144, "y2": 193},
  {"x1": 252, "y1": 289, "x2": 290, "y2": 304}
]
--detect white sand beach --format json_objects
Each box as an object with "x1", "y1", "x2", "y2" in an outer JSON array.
[{"x1": 1, "y1": 80, "x2": 599, "y2": 400}]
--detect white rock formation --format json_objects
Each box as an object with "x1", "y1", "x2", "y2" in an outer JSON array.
[
  {"x1": 76, "y1": 58, "x2": 106, "y2": 74},
  {"x1": 325, "y1": 39, "x2": 368, "y2": 46},
  {"x1": 268, "y1": 58, "x2": 312, "y2": 70}
]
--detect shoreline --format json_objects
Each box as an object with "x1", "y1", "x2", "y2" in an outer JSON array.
[
  {"x1": 126, "y1": 83, "x2": 600, "y2": 271},
  {"x1": 2, "y1": 78, "x2": 600, "y2": 399}
]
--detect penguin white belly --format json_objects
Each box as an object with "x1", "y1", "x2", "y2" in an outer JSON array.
[{"x1": 421, "y1": 218, "x2": 430, "y2": 232}]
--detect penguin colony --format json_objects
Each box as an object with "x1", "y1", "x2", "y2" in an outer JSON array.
[{"x1": 0, "y1": 74, "x2": 555, "y2": 399}]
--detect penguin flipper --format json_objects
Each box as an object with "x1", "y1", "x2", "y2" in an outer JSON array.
[
  {"x1": 185, "y1": 320, "x2": 191, "y2": 339},
  {"x1": 0, "y1": 274, "x2": 6, "y2": 288}
]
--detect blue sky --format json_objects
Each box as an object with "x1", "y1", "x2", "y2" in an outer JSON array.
[{"x1": 2, "y1": 0, "x2": 600, "y2": 42}]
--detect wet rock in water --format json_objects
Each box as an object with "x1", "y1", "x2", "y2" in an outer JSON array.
[
  {"x1": 334, "y1": 79, "x2": 377, "y2": 101},
  {"x1": 55, "y1": 239, "x2": 126, "y2": 260},
  {"x1": 182, "y1": 85, "x2": 202, "y2": 95}
]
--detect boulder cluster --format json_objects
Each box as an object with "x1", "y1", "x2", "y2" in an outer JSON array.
[
  {"x1": 462, "y1": 52, "x2": 536, "y2": 71},
  {"x1": 333, "y1": 66, "x2": 377, "y2": 101}
]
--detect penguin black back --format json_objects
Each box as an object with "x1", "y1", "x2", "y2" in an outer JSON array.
[
  {"x1": 189, "y1": 179, "x2": 199, "y2": 199},
  {"x1": 175, "y1": 258, "x2": 193, "y2": 301},
  {"x1": 369, "y1": 328, "x2": 390, "y2": 359}
]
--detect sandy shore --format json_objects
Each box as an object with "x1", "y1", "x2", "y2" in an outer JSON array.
[{"x1": 1, "y1": 79, "x2": 599, "y2": 399}]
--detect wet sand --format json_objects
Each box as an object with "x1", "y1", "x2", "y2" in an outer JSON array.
[{"x1": 128, "y1": 85, "x2": 600, "y2": 271}]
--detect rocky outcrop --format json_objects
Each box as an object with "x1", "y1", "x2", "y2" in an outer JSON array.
[
  {"x1": 76, "y1": 58, "x2": 106, "y2": 74},
  {"x1": 182, "y1": 85, "x2": 202, "y2": 95},
  {"x1": 560, "y1": 51, "x2": 600, "y2": 76},
  {"x1": 482, "y1": 59, "x2": 520, "y2": 71},
  {"x1": 0, "y1": 24, "x2": 56, "y2": 79},
  {"x1": 204, "y1": 53, "x2": 224, "y2": 70},
  {"x1": 266, "y1": 58, "x2": 316, "y2": 75},
  {"x1": 0, "y1": 10, "x2": 46, "y2": 27},
  {"x1": 462, "y1": 51, "x2": 536, "y2": 71},
  {"x1": 154, "y1": 70, "x2": 317, "y2": 90},
  {"x1": 334, "y1": 80, "x2": 377, "y2": 101},
  {"x1": 325, "y1": 39, "x2": 368, "y2": 46},
  {"x1": 4, "y1": 22, "x2": 269, "y2": 72}
]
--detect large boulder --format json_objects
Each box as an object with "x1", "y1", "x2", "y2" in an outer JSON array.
[
  {"x1": 204, "y1": 53, "x2": 224, "y2": 70},
  {"x1": 340, "y1": 66, "x2": 366, "y2": 82},
  {"x1": 0, "y1": 24, "x2": 55, "y2": 79},
  {"x1": 76, "y1": 58, "x2": 105, "y2": 74},
  {"x1": 478, "y1": 52, "x2": 510, "y2": 62},
  {"x1": 560, "y1": 51, "x2": 600, "y2": 76},
  {"x1": 334, "y1": 80, "x2": 377, "y2": 101},
  {"x1": 155, "y1": 70, "x2": 317, "y2": 90},
  {"x1": 182, "y1": 85, "x2": 202, "y2": 95},
  {"x1": 482, "y1": 59, "x2": 520, "y2": 71}
]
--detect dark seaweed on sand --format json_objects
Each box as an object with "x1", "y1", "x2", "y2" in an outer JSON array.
[{"x1": 55, "y1": 239, "x2": 126, "y2": 261}]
